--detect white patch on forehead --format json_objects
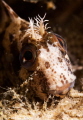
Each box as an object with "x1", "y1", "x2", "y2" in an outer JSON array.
[{"x1": 37, "y1": 42, "x2": 76, "y2": 91}]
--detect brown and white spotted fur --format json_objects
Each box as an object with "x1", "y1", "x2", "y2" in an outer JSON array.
[{"x1": 0, "y1": 0, "x2": 76, "y2": 100}]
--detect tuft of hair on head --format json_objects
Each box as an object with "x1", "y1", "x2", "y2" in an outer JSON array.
[
  {"x1": 34, "y1": 13, "x2": 50, "y2": 35},
  {"x1": 25, "y1": 14, "x2": 50, "y2": 40}
]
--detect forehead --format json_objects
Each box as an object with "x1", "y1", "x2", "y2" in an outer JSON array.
[
  {"x1": 21, "y1": 31, "x2": 67, "y2": 57},
  {"x1": 21, "y1": 32, "x2": 58, "y2": 47}
]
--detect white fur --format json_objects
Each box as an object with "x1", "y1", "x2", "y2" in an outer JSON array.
[{"x1": 37, "y1": 42, "x2": 76, "y2": 90}]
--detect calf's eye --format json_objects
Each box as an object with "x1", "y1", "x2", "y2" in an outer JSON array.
[{"x1": 19, "y1": 44, "x2": 36, "y2": 69}]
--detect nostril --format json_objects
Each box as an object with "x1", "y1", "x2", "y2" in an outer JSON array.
[{"x1": 45, "y1": 62, "x2": 50, "y2": 69}]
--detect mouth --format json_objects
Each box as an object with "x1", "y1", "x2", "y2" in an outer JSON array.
[{"x1": 48, "y1": 81, "x2": 75, "y2": 96}]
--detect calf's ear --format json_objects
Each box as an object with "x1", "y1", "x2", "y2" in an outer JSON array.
[{"x1": 0, "y1": 0, "x2": 20, "y2": 33}]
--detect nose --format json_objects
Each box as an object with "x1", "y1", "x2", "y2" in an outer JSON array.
[{"x1": 49, "y1": 81, "x2": 75, "y2": 96}]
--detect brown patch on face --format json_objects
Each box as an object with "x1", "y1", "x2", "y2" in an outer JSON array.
[
  {"x1": 60, "y1": 75, "x2": 62, "y2": 78},
  {"x1": 63, "y1": 75, "x2": 66, "y2": 80},
  {"x1": 53, "y1": 44, "x2": 57, "y2": 47},
  {"x1": 60, "y1": 74, "x2": 66, "y2": 80},
  {"x1": 47, "y1": 48, "x2": 49, "y2": 52},
  {"x1": 58, "y1": 57, "x2": 62, "y2": 62},
  {"x1": 40, "y1": 41, "x2": 49, "y2": 52},
  {"x1": 54, "y1": 71, "x2": 56, "y2": 74},
  {"x1": 30, "y1": 71, "x2": 49, "y2": 100},
  {"x1": 61, "y1": 80, "x2": 64, "y2": 84},
  {"x1": 45, "y1": 62, "x2": 50, "y2": 69},
  {"x1": 44, "y1": 32, "x2": 57, "y2": 44},
  {"x1": 65, "y1": 57, "x2": 70, "y2": 63},
  {"x1": 66, "y1": 80, "x2": 68, "y2": 83}
]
